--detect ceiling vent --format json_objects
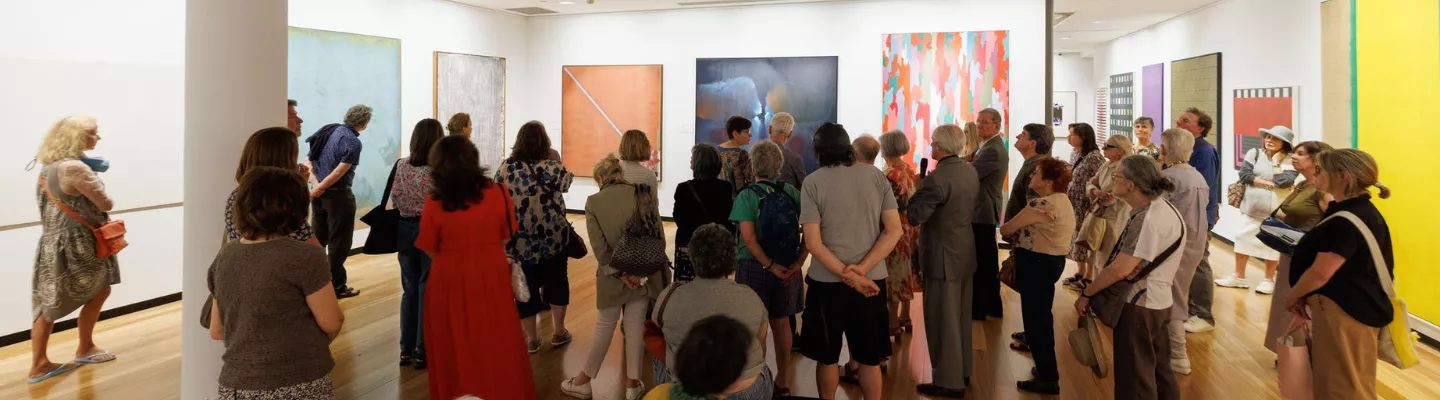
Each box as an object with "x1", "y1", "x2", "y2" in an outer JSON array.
[
  {"x1": 678, "y1": 0, "x2": 785, "y2": 6},
  {"x1": 507, "y1": 7, "x2": 558, "y2": 15}
]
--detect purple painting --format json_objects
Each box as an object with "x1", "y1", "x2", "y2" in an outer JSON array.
[{"x1": 1142, "y1": 63, "x2": 1165, "y2": 142}]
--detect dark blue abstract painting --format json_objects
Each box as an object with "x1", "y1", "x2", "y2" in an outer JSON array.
[{"x1": 695, "y1": 56, "x2": 838, "y2": 173}]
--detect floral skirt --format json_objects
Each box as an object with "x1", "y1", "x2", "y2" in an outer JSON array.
[{"x1": 219, "y1": 374, "x2": 332, "y2": 400}]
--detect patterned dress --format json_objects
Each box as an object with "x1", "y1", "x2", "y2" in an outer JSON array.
[
  {"x1": 1135, "y1": 143, "x2": 1161, "y2": 160},
  {"x1": 33, "y1": 160, "x2": 121, "y2": 322},
  {"x1": 1067, "y1": 150, "x2": 1107, "y2": 262},
  {"x1": 219, "y1": 374, "x2": 333, "y2": 400},
  {"x1": 716, "y1": 146, "x2": 754, "y2": 194},
  {"x1": 494, "y1": 159, "x2": 574, "y2": 266},
  {"x1": 885, "y1": 161, "x2": 920, "y2": 301}
]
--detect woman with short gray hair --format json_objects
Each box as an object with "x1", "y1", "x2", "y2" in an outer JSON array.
[
  {"x1": 729, "y1": 139, "x2": 806, "y2": 395},
  {"x1": 879, "y1": 129, "x2": 920, "y2": 338},
  {"x1": 1075, "y1": 155, "x2": 1185, "y2": 399},
  {"x1": 652, "y1": 224, "x2": 771, "y2": 398}
]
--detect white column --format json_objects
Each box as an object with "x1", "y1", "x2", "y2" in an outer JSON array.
[{"x1": 182, "y1": 0, "x2": 288, "y2": 398}]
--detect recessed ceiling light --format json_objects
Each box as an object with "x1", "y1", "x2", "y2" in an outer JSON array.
[
  {"x1": 1093, "y1": 20, "x2": 1105, "y2": 24},
  {"x1": 559, "y1": 1, "x2": 574, "y2": 4},
  {"x1": 1061, "y1": 36, "x2": 1072, "y2": 40}
]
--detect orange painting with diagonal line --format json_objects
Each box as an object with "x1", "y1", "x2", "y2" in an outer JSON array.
[{"x1": 561, "y1": 65, "x2": 664, "y2": 178}]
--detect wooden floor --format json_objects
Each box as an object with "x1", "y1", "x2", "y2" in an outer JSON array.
[{"x1": 4, "y1": 214, "x2": 1440, "y2": 399}]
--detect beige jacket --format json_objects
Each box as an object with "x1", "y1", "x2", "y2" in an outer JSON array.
[{"x1": 585, "y1": 182, "x2": 665, "y2": 309}]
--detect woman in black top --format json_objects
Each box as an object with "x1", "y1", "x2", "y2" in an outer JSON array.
[
  {"x1": 1283, "y1": 149, "x2": 1394, "y2": 400},
  {"x1": 673, "y1": 143, "x2": 736, "y2": 282}
]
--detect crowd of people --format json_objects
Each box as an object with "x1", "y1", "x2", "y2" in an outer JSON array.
[{"x1": 25, "y1": 98, "x2": 1401, "y2": 400}]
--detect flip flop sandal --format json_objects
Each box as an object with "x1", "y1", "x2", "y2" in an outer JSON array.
[
  {"x1": 75, "y1": 351, "x2": 117, "y2": 364},
  {"x1": 336, "y1": 287, "x2": 361, "y2": 299},
  {"x1": 28, "y1": 362, "x2": 80, "y2": 384}
]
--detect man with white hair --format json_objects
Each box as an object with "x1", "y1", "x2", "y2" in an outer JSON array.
[
  {"x1": 770, "y1": 112, "x2": 807, "y2": 187},
  {"x1": 1159, "y1": 128, "x2": 1209, "y2": 375},
  {"x1": 971, "y1": 108, "x2": 1009, "y2": 319},
  {"x1": 305, "y1": 104, "x2": 371, "y2": 299},
  {"x1": 908, "y1": 124, "x2": 979, "y2": 398}
]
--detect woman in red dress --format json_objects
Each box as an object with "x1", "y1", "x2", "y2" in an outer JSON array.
[{"x1": 415, "y1": 136, "x2": 536, "y2": 400}]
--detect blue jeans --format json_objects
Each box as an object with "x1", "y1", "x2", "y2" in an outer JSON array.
[{"x1": 397, "y1": 218, "x2": 431, "y2": 357}]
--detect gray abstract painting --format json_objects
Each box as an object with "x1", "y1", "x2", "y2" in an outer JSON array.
[{"x1": 435, "y1": 52, "x2": 506, "y2": 170}]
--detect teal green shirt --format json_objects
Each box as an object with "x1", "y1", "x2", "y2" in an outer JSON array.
[{"x1": 728, "y1": 181, "x2": 802, "y2": 261}]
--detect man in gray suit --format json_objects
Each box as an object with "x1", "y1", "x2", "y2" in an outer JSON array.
[
  {"x1": 908, "y1": 124, "x2": 979, "y2": 398},
  {"x1": 971, "y1": 108, "x2": 1009, "y2": 319}
]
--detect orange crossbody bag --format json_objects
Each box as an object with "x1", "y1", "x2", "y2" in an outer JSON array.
[{"x1": 39, "y1": 176, "x2": 128, "y2": 259}]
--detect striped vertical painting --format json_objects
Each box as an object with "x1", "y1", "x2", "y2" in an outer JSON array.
[
  {"x1": 1110, "y1": 72, "x2": 1134, "y2": 141},
  {"x1": 1096, "y1": 88, "x2": 1108, "y2": 138},
  {"x1": 1232, "y1": 87, "x2": 1297, "y2": 169},
  {"x1": 882, "y1": 31, "x2": 1009, "y2": 168}
]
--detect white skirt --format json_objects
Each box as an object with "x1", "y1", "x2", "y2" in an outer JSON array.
[{"x1": 1234, "y1": 214, "x2": 1281, "y2": 260}]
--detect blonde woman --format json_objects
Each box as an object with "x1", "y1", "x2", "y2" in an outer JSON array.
[
  {"x1": 1083, "y1": 135, "x2": 1134, "y2": 274},
  {"x1": 446, "y1": 113, "x2": 472, "y2": 137},
  {"x1": 960, "y1": 121, "x2": 982, "y2": 160},
  {"x1": 28, "y1": 116, "x2": 121, "y2": 383}
]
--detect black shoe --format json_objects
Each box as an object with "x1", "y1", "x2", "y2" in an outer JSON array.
[
  {"x1": 399, "y1": 354, "x2": 413, "y2": 367},
  {"x1": 335, "y1": 286, "x2": 360, "y2": 299},
  {"x1": 1010, "y1": 331, "x2": 1026, "y2": 341},
  {"x1": 1017, "y1": 379, "x2": 1060, "y2": 395},
  {"x1": 412, "y1": 355, "x2": 427, "y2": 370},
  {"x1": 839, "y1": 364, "x2": 860, "y2": 385},
  {"x1": 916, "y1": 383, "x2": 965, "y2": 398}
]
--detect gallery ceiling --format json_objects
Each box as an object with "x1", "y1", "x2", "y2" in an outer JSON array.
[
  {"x1": 451, "y1": 0, "x2": 1222, "y2": 55},
  {"x1": 1053, "y1": 0, "x2": 1221, "y2": 55}
]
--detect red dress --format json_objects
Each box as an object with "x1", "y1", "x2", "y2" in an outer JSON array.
[{"x1": 415, "y1": 183, "x2": 536, "y2": 400}]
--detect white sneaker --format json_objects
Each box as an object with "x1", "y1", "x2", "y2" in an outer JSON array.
[
  {"x1": 625, "y1": 380, "x2": 646, "y2": 400},
  {"x1": 1255, "y1": 279, "x2": 1276, "y2": 295},
  {"x1": 1171, "y1": 357, "x2": 1192, "y2": 375},
  {"x1": 560, "y1": 378, "x2": 593, "y2": 399},
  {"x1": 1183, "y1": 316, "x2": 1216, "y2": 333},
  {"x1": 1214, "y1": 273, "x2": 1250, "y2": 288}
]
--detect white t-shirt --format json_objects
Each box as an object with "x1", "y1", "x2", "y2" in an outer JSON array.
[{"x1": 1116, "y1": 199, "x2": 1188, "y2": 310}]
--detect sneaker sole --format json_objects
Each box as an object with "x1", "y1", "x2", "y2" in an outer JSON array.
[{"x1": 561, "y1": 387, "x2": 593, "y2": 399}]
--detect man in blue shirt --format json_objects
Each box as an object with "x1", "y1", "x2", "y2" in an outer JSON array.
[
  {"x1": 1176, "y1": 107, "x2": 1219, "y2": 332},
  {"x1": 305, "y1": 104, "x2": 370, "y2": 299}
]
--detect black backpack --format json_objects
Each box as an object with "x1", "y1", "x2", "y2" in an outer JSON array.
[{"x1": 746, "y1": 181, "x2": 801, "y2": 266}]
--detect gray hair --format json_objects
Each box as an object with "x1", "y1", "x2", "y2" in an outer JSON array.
[
  {"x1": 689, "y1": 223, "x2": 738, "y2": 279},
  {"x1": 931, "y1": 124, "x2": 965, "y2": 155},
  {"x1": 770, "y1": 112, "x2": 795, "y2": 136},
  {"x1": 750, "y1": 140, "x2": 784, "y2": 179},
  {"x1": 1106, "y1": 134, "x2": 1134, "y2": 156},
  {"x1": 1159, "y1": 128, "x2": 1194, "y2": 164},
  {"x1": 343, "y1": 104, "x2": 373, "y2": 127},
  {"x1": 1119, "y1": 155, "x2": 1175, "y2": 198},
  {"x1": 879, "y1": 130, "x2": 910, "y2": 158},
  {"x1": 979, "y1": 108, "x2": 1003, "y2": 126}
]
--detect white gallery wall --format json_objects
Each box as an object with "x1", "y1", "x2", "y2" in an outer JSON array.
[
  {"x1": 1050, "y1": 52, "x2": 1097, "y2": 162},
  {"x1": 528, "y1": 0, "x2": 1049, "y2": 216},
  {"x1": 0, "y1": 0, "x2": 185, "y2": 336},
  {"x1": 1090, "y1": 0, "x2": 1322, "y2": 241}
]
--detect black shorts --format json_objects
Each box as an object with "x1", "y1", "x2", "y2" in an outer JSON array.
[
  {"x1": 799, "y1": 277, "x2": 892, "y2": 366},
  {"x1": 516, "y1": 254, "x2": 571, "y2": 319}
]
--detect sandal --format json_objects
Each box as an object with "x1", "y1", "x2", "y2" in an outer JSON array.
[
  {"x1": 1011, "y1": 331, "x2": 1027, "y2": 341},
  {"x1": 335, "y1": 286, "x2": 360, "y2": 299},
  {"x1": 1010, "y1": 340, "x2": 1032, "y2": 353},
  {"x1": 27, "y1": 362, "x2": 80, "y2": 384},
  {"x1": 1062, "y1": 273, "x2": 1083, "y2": 285},
  {"x1": 891, "y1": 326, "x2": 906, "y2": 341},
  {"x1": 412, "y1": 355, "x2": 427, "y2": 370},
  {"x1": 74, "y1": 351, "x2": 117, "y2": 364},
  {"x1": 774, "y1": 386, "x2": 792, "y2": 398},
  {"x1": 839, "y1": 364, "x2": 861, "y2": 384},
  {"x1": 399, "y1": 354, "x2": 413, "y2": 367},
  {"x1": 900, "y1": 318, "x2": 914, "y2": 333}
]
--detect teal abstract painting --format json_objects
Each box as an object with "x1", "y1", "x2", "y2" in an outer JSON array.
[{"x1": 288, "y1": 27, "x2": 401, "y2": 222}]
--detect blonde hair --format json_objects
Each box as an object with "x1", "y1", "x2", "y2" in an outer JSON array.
[
  {"x1": 446, "y1": 113, "x2": 471, "y2": 135},
  {"x1": 1106, "y1": 134, "x2": 1134, "y2": 156},
  {"x1": 770, "y1": 112, "x2": 795, "y2": 136},
  {"x1": 961, "y1": 121, "x2": 982, "y2": 155},
  {"x1": 1316, "y1": 148, "x2": 1391, "y2": 199},
  {"x1": 619, "y1": 130, "x2": 652, "y2": 161},
  {"x1": 1159, "y1": 128, "x2": 1194, "y2": 164},
  {"x1": 37, "y1": 116, "x2": 97, "y2": 164},
  {"x1": 593, "y1": 152, "x2": 627, "y2": 186}
]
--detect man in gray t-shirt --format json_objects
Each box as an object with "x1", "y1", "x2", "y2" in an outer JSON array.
[{"x1": 796, "y1": 123, "x2": 903, "y2": 400}]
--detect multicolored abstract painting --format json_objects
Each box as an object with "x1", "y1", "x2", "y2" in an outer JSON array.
[
  {"x1": 882, "y1": 31, "x2": 1009, "y2": 167},
  {"x1": 288, "y1": 27, "x2": 401, "y2": 225},
  {"x1": 563, "y1": 65, "x2": 663, "y2": 178},
  {"x1": 1233, "y1": 87, "x2": 1297, "y2": 169},
  {"x1": 695, "y1": 57, "x2": 838, "y2": 173}
]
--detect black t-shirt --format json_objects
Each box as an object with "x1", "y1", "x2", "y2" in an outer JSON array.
[
  {"x1": 673, "y1": 179, "x2": 736, "y2": 247},
  {"x1": 1288, "y1": 194, "x2": 1395, "y2": 327}
]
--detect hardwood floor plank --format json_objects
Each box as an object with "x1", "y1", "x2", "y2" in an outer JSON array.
[{"x1": 2, "y1": 215, "x2": 1438, "y2": 399}]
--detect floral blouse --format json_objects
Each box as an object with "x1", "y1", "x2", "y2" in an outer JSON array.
[
  {"x1": 1135, "y1": 143, "x2": 1161, "y2": 160},
  {"x1": 494, "y1": 158, "x2": 574, "y2": 266},
  {"x1": 224, "y1": 189, "x2": 314, "y2": 243},
  {"x1": 1067, "y1": 149, "x2": 1107, "y2": 223},
  {"x1": 717, "y1": 147, "x2": 754, "y2": 194},
  {"x1": 885, "y1": 160, "x2": 921, "y2": 256},
  {"x1": 390, "y1": 158, "x2": 434, "y2": 218}
]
